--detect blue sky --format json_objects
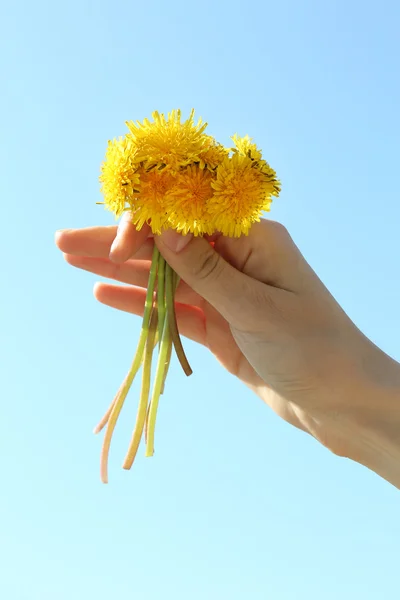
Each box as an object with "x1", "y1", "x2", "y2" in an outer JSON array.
[{"x1": 1, "y1": 1, "x2": 399, "y2": 598}]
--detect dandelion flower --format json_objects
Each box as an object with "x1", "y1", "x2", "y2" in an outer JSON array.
[
  {"x1": 125, "y1": 109, "x2": 209, "y2": 173},
  {"x1": 166, "y1": 165, "x2": 215, "y2": 236},
  {"x1": 231, "y1": 133, "x2": 263, "y2": 161},
  {"x1": 209, "y1": 148, "x2": 280, "y2": 237},
  {"x1": 131, "y1": 167, "x2": 176, "y2": 234},
  {"x1": 232, "y1": 134, "x2": 281, "y2": 195},
  {"x1": 99, "y1": 137, "x2": 139, "y2": 217},
  {"x1": 198, "y1": 136, "x2": 228, "y2": 170}
]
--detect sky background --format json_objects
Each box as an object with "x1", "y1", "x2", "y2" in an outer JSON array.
[{"x1": 1, "y1": 1, "x2": 399, "y2": 598}]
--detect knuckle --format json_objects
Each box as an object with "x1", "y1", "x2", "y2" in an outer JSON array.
[
  {"x1": 268, "y1": 220, "x2": 290, "y2": 241},
  {"x1": 253, "y1": 286, "x2": 294, "y2": 331},
  {"x1": 192, "y1": 249, "x2": 223, "y2": 282},
  {"x1": 258, "y1": 219, "x2": 293, "y2": 253},
  {"x1": 253, "y1": 287, "x2": 283, "y2": 323},
  {"x1": 232, "y1": 282, "x2": 288, "y2": 332}
]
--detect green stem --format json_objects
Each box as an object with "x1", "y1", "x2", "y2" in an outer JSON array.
[
  {"x1": 95, "y1": 313, "x2": 162, "y2": 435},
  {"x1": 144, "y1": 402, "x2": 150, "y2": 444},
  {"x1": 172, "y1": 270, "x2": 180, "y2": 291},
  {"x1": 122, "y1": 307, "x2": 158, "y2": 470},
  {"x1": 144, "y1": 325, "x2": 165, "y2": 442},
  {"x1": 157, "y1": 253, "x2": 166, "y2": 346},
  {"x1": 165, "y1": 263, "x2": 192, "y2": 376},
  {"x1": 93, "y1": 375, "x2": 127, "y2": 434},
  {"x1": 160, "y1": 338, "x2": 173, "y2": 395},
  {"x1": 158, "y1": 255, "x2": 173, "y2": 394},
  {"x1": 145, "y1": 316, "x2": 171, "y2": 457},
  {"x1": 94, "y1": 330, "x2": 159, "y2": 434},
  {"x1": 99, "y1": 245, "x2": 159, "y2": 484}
]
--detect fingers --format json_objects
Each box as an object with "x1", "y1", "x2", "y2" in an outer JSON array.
[
  {"x1": 63, "y1": 254, "x2": 202, "y2": 306},
  {"x1": 64, "y1": 254, "x2": 150, "y2": 284},
  {"x1": 55, "y1": 226, "x2": 118, "y2": 258},
  {"x1": 109, "y1": 213, "x2": 150, "y2": 263},
  {"x1": 94, "y1": 282, "x2": 207, "y2": 346},
  {"x1": 213, "y1": 220, "x2": 310, "y2": 292},
  {"x1": 54, "y1": 219, "x2": 307, "y2": 294},
  {"x1": 55, "y1": 224, "x2": 154, "y2": 261}
]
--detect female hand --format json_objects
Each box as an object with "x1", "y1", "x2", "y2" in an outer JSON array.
[{"x1": 56, "y1": 216, "x2": 400, "y2": 487}]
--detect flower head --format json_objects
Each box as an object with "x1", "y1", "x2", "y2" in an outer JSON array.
[
  {"x1": 99, "y1": 137, "x2": 139, "y2": 217},
  {"x1": 125, "y1": 109, "x2": 209, "y2": 173},
  {"x1": 232, "y1": 134, "x2": 281, "y2": 194},
  {"x1": 231, "y1": 133, "x2": 263, "y2": 161},
  {"x1": 131, "y1": 167, "x2": 176, "y2": 234},
  {"x1": 209, "y1": 147, "x2": 281, "y2": 237},
  {"x1": 166, "y1": 165, "x2": 215, "y2": 236},
  {"x1": 198, "y1": 136, "x2": 228, "y2": 170}
]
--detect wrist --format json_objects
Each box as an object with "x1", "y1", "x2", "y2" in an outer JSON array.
[{"x1": 328, "y1": 343, "x2": 400, "y2": 488}]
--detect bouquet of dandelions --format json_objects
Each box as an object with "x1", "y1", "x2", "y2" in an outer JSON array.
[{"x1": 96, "y1": 109, "x2": 280, "y2": 483}]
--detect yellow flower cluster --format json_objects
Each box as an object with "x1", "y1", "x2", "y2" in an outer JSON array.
[{"x1": 99, "y1": 110, "x2": 280, "y2": 237}]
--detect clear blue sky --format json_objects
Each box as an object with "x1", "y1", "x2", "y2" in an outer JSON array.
[{"x1": 1, "y1": 1, "x2": 399, "y2": 598}]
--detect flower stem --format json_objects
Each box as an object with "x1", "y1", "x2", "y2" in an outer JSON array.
[
  {"x1": 160, "y1": 270, "x2": 179, "y2": 395},
  {"x1": 144, "y1": 402, "x2": 150, "y2": 445},
  {"x1": 158, "y1": 255, "x2": 174, "y2": 394},
  {"x1": 122, "y1": 307, "x2": 158, "y2": 470},
  {"x1": 94, "y1": 330, "x2": 159, "y2": 434},
  {"x1": 157, "y1": 252, "x2": 166, "y2": 346},
  {"x1": 144, "y1": 261, "x2": 179, "y2": 444},
  {"x1": 165, "y1": 262, "x2": 192, "y2": 376},
  {"x1": 94, "y1": 372, "x2": 130, "y2": 434},
  {"x1": 99, "y1": 245, "x2": 159, "y2": 484},
  {"x1": 160, "y1": 338, "x2": 173, "y2": 395},
  {"x1": 144, "y1": 259, "x2": 167, "y2": 442},
  {"x1": 172, "y1": 270, "x2": 180, "y2": 290},
  {"x1": 145, "y1": 316, "x2": 171, "y2": 457},
  {"x1": 144, "y1": 331, "x2": 172, "y2": 442}
]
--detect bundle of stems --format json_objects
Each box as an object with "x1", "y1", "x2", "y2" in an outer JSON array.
[{"x1": 94, "y1": 247, "x2": 192, "y2": 484}]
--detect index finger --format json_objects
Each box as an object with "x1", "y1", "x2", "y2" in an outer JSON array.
[
  {"x1": 109, "y1": 213, "x2": 151, "y2": 263},
  {"x1": 55, "y1": 218, "x2": 150, "y2": 261}
]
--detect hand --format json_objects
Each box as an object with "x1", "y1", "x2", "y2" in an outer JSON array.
[{"x1": 55, "y1": 216, "x2": 400, "y2": 487}]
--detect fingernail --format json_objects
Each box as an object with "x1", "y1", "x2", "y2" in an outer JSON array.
[
  {"x1": 54, "y1": 230, "x2": 68, "y2": 245},
  {"x1": 160, "y1": 230, "x2": 193, "y2": 253},
  {"x1": 109, "y1": 235, "x2": 123, "y2": 262},
  {"x1": 109, "y1": 218, "x2": 128, "y2": 259},
  {"x1": 110, "y1": 235, "x2": 119, "y2": 253}
]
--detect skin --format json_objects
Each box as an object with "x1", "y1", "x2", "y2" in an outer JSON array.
[{"x1": 55, "y1": 214, "x2": 400, "y2": 488}]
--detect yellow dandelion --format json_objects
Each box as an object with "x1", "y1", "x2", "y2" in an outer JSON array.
[
  {"x1": 198, "y1": 136, "x2": 228, "y2": 170},
  {"x1": 209, "y1": 152, "x2": 280, "y2": 237},
  {"x1": 165, "y1": 165, "x2": 215, "y2": 236},
  {"x1": 125, "y1": 109, "x2": 210, "y2": 173},
  {"x1": 99, "y1": 137, "x2": 139, "y2": 217},
  {"x1": 131, "y1": 167, "x2": 176, "y2": 234},
  {"x1": 231, "y1": 133, "x2": 263, "y2": 161},
  {"x1": 232, "y1": 134, "x2": 281, "y2": 194}
]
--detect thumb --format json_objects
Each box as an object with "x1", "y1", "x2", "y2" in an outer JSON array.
[{"x1": 155, "y1": 229, "x2": 273, "y2": 330}]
